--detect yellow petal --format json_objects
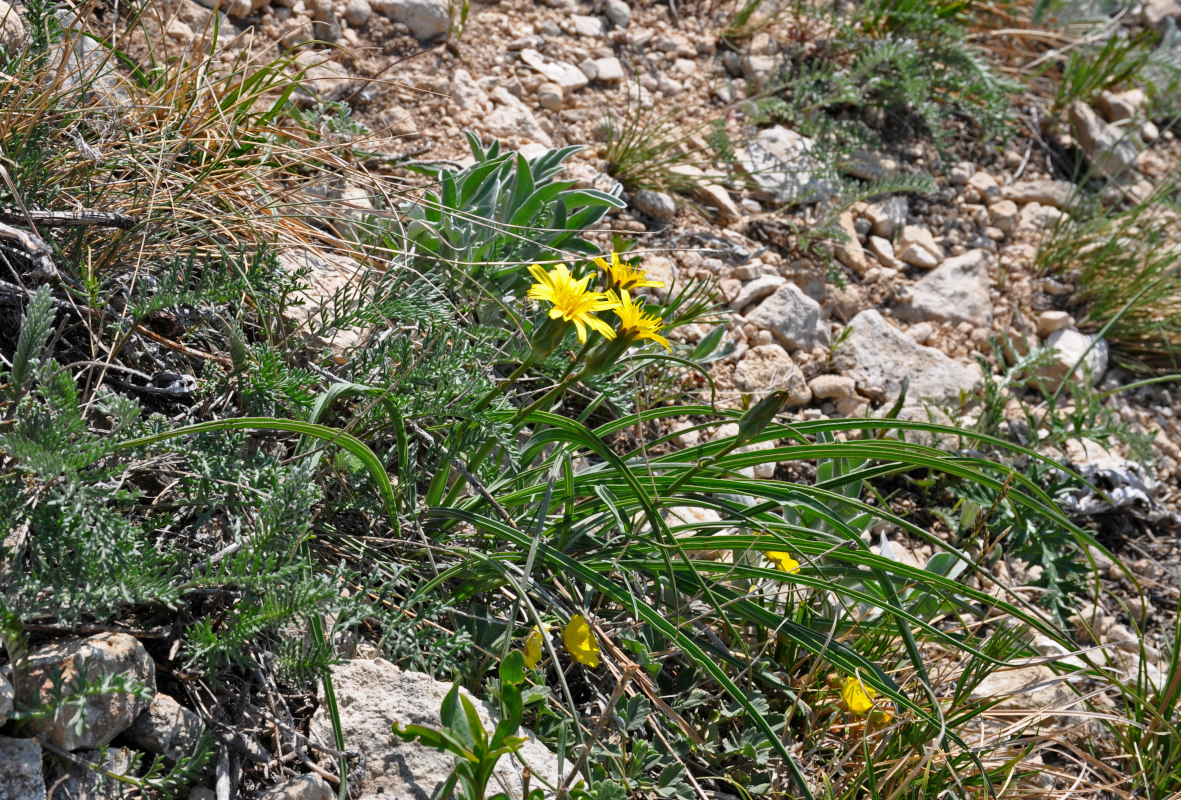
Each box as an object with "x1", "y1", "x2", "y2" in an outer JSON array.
[
  {"x1": 841, "y1": 676, "x2": 878, "y2": 716},
  {"x1": 523, "y1": 629, "x2": 544, "y2": 668},
  {"x1": 764, "y1": 551, "x2": 800, "y2": 574},
  {"x1": 562, "y1": 614, "x2": 601, "y2": 668}
]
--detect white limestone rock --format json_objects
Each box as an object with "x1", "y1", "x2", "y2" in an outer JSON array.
[
  {"x1": 896, "y1": 249, "x2": 993, "y2": 327},
  {"x1": 831, "y1": 310, "x2": 984, "y2": 404},
  {"x1": 310, "y1": 659, "x2": 563, "y2": 800},
  {"x1": 745, "y1": 283, "x2": 829, "y2": 352},
  {"x1": 738, "y1": 126, "x2": 834, "y2": 205}
]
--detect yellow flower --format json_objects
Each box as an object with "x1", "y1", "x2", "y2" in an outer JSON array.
[
  {"x1": 594, "y1": 252, "x2": 665, "y2": 292},
  {"x1": 562, "y1": 614, "x2": 601, "y2": 668},
  {"x1": 609, "y1": 289, "x2": 671, "y2": 352},
  {"x1": 841, "y1": 676, "x2": 879, "y2": 716},
  {"x1": 764, "y1": 551, "x2": 800, "y2": 573},
  {"x1": 527, "y1": 263, "x2": 620, "y2": 344},
  {"x1": 523, "y1": 628, "x2": 544, "y2": 669}
]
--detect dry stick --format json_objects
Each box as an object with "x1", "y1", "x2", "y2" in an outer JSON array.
[
  {"x1": 405, "y1": 418, "x2": 519, "y2": 528},
  {"x1": 593, "y1": 620, "x2": 705, "y2": 746},
  {"x1": 0, "y1": 221, "x2": 59, "y2": 282},
  {"x1": 0, "y1": 206, "x2": 139, "y2": 229}
]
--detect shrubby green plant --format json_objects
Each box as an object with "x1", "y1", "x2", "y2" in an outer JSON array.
[
  {"x1": 732, "y1": 0, "x2": 1019, "y2": 152},
  {"x1": 394, "y1": 132, "x2": 624, "y2": 298}
]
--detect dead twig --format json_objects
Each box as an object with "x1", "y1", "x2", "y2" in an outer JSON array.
[{"x1": 0, "y1": 206, "x2": 139, "y2": 230}]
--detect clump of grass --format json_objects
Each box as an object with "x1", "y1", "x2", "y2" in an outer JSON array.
[
  {"x1": 603, "y1": 84, "x2": 732, "y2": 198},
  {"x1": 1036, "y1": 186, "x2": 1181, "y2": 373}
]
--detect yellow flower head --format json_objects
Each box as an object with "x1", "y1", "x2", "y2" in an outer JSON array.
[
  {"x1": 562, "y1": 614, "x2": 601, "y2": 668},
  {"x1": 527, "y1": 263, "x2": 620, "y2": 344},
  {"x1": 523, "y1": 628, "x2": 544, "y2": 669},
  {"x1": 764, "y1": 551, "x2": 800, "y2": 574},
  {"x1": 609, "y1": 289, "x2": 671, "y2": 352},
  {"x1": 841, "y1": 676, "x2": 879, "y2": 716},
  {"x1": 594, "y1": 252, "x2": 666, "y2": 292}
]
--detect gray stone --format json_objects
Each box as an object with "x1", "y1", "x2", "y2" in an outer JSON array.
[
  {"x1": 344, "y1": 0, "x2": 372, "y2": 26},
  {"x1": 578, "y1": 58, "x2": 599, "y2": 80},
  {"x1": 0, "y1": 0, "x2": 26, "y2": 50},
  {"x1": 192, "y1": 0, "x2": 250, "y2": 18},
  {"x1": 52, "y1": 10, "x2": 131, "y2": 104},
  {"x1": 738, "y1": 126, "x2": 834, "y2": 205},
  {"x1": 1142, "y1": 0, "x2": 1181, "y2": 27},
  {"x1": 1017, "y1": 201, "x2": 1063, "y2": 232},
  {"x1": 967, "y1": 171, "x2": 1000, "y2": 204},
  {"x1": 483, "y1": 103, "x2": 553, "y2": 147},
  {"x1": 310, "y1": 659, "x2": 562, "y2": 800},
  {"x1": 125, "y1": 693, "x2": 204, "y2": 763},
  {"x1": 832, "y1": 310, "x2": 984, "y2": 404},
  {"x1": 698, "y1": 183, "x2": 742, "y2": 223},
  {"x1": 1036, "y1": 310, "x2": 1074, "y2": 338},
  {"x1": 733, "y1": 344, "x2": 812, "y2": 405},
  {"x1": 1040, "y1": 329, "x2": 1108, "y2": 388},
  {"x1": 1001, "y1": 180, "x2": 1077, "y2": 209},
  {"x1": 730, "y1": 275, "x2": 785, "y2": 312},
  {"x1": 292, "y1": 50, "x2": 350, "y2": 105},
  {"x1": 949, "y1": 161, "x2": 974, "y2": 185},
  {"x1": 863, "y1": 196, "x2": 908, "y2": 238},
  {"x1": 257, "y1": 776, "x2": 335, "y2": 800},
  {"x1": 896, "y1": 249, "x2": 993, "y2": 327},
  {"x1": 989, "y1": 199, "x2": 1018, "y2": 235},
  {"x1": 1096, "y1": 89, "x2": 1146, "y2": 123},
  {"x1": 570, "y1": 13, "x2": 603, "y2": 36},
  {"x1": 845, "y1": 149, "x2": 898, "y2": 181},
  {"x1": 970, "y1": 664, "x2": 1078, "y2": 714},
  {"x1": 450, "y1": 68, "x2": 487, "y2": 108},
  {"x1": 896, "y1": 225, "x2": 941, "y2": 269},
  {"x1": 745, "y1": 283, "x2": 829, "y2": 352},
  {"x1": 307, "y1": 0, "x2": 340, "y2": 39},
  {"x1": 536, "y1": 82, "x2": 564, "y2": 111},
  {"x1": 631, "y1": 189, "x2": 677, "y2": 222},
  {"x1": 603, "y1": 0, "x2": 630, "y2": 26},
  {"x1": 519, "y1": 48, "x2": 589, "y2": 91},
  {"x1": 834, "y1": 212, "x2": 869, "y2": 274},
  {"x1": 592, "y1": 56, "x2": 625, "y2": 82},
  {"x1": 808, "y1": 374, "x2": 856, "y2": 402},
  {"x1": 21, "y1": 633, "x2": 155, "y2": 751},
  {"x1": 0, "y1": 737, "x2": 45, "y2": 800},
  {"x1": 372, "y1": 0, "x2": 448, "y2": 38},
  {"x1": 280, "y1": 246, "x2": 368, "y2": 356},
  {"x1": 1070, "y1": 101, "x2": 1137, "y2": 179},
  {"x1": 867, "y1": 235, "x2": 897, "y2": 267}
]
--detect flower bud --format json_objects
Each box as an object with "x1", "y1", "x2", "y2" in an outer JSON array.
[{"x1": 736, "y1": 389, "x2": 792, "y2": 444}]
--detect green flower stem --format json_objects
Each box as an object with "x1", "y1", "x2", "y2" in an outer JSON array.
[
  {"x1": 513, "y1": 369, "x2": 587, "y2": 426},
  {"x1": 470, "y1": 360, "x2": 533, "y2": 415}
]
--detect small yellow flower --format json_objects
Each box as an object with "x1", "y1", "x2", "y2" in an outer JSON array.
[
  {"x1": 527, "y1": 263, "x2": 620, "y2": 344},
  {"x1": 842, "y1": 676, "x2": 879, "y2": 716},
  {"x1": 594, "y1": 252, "x2": 665, "y2": 292},
  {"x1": 764, "y1": 551, "x2": 800, "y2": 573},
  {"x1": 523, "y1": 628, "x2": 544, "y2": 669},
  {"x1": 562, "y1": 614, "x2": 601, "y2": 668},
  {"x1": 609, "y1": 289, "x2": 671, "y2": 352}
]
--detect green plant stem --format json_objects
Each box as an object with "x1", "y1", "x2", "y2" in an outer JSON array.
[
  {"x1": 471, "y1": 360, "x2": 533, "y2": 415},
  {"x1": 513, "y1": 370, "x2": 587, "y2": 426}
]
